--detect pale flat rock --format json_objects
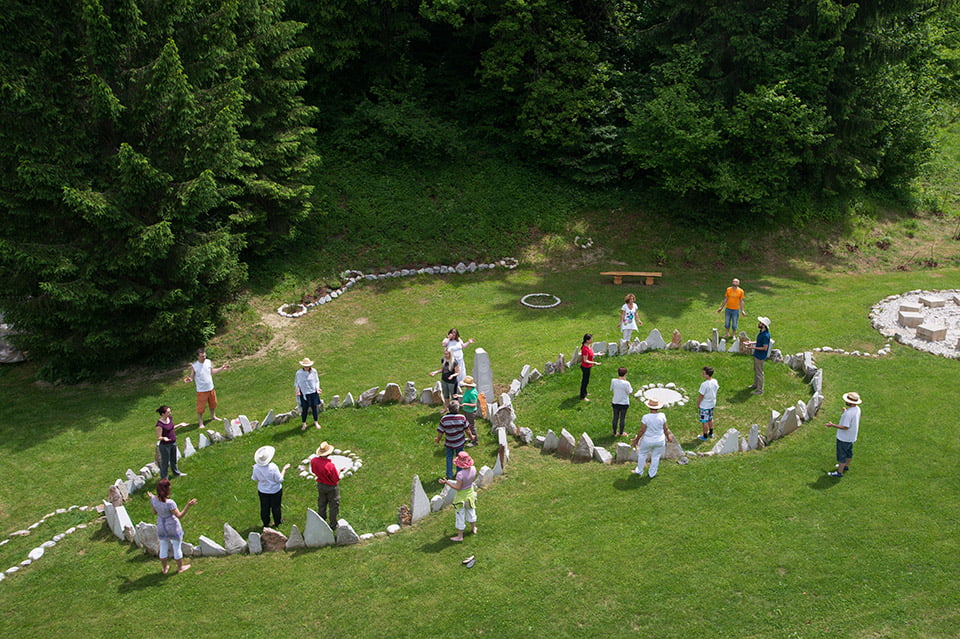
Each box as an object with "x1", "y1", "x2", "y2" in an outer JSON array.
[
  {"x1": 440, "y1": 485, "x2": 456, "y2": 509},
  {"x1": 766, "y1": 410, "x2": 782, "y2": 442},
  {"x1": 183, "y1": 437, "x2": 196, "y2": 458},
  {"x1": 556, "y1": 352, "x2": 567, "y2": 372},
  {"x1": 535, "y1": 434, "x2": 545, "y2": 448},
  {"x1": 606, "y1": 342, "x2": 619, "y2": 357},
  {"x1": 528, "y1": 369, "x2": 541, "y2": 384},
  {"x1": 508, "y1": 378, "x2": 521, "y2": 397},
  {"x1": 615, "y1": 442, "x2": 637, "y2": 463},
  {"x1": 402, "y1": 382, "x2": 418, "y2": 404},
  {"x1": 419, "y1": 388, "x2": 436, "y2": 404},
  {"x1": 542, "y1": 429, "x2": 559, "y2": 453},
  {"x1": 28, "y1": 546, "x2": 44, "y2": 561},
  {"x1": 556, "y1": 429, "x2": 576, "y2": 458},
  {"x1": 492, "y1": 454, "x2": 503, "y2": 477},
  {"x1": 810, "y1": 369, "x2": 823, "y2": 394},
  {"x1": 115, "y1": 505, "x2": 135, "y2": 541},
  {"x1": 199, "y1": 535, "x2": 227, "y2": 556},
  {"x1": 593, "y1": 341, "x2": 607, "y2": 356},
  {"x1": 662, "y1": 438, "x2": 686, "y2": 461},
  {"x1": 796, "y1": 400, "x2": 809, "y2": 423},
  {"x1": 747, "y1": 424, "x2": 760, "y2": 450},
  {"x1": 386, "y1": 524, "x2": 401, "y2": 534},
  {"x1": 645, "y1": 328, "x2": 668, "y2": 350},
  {"x1": 518, "y1": 427, "x2": 534, "y2": 444},
  {"x1": 247, "y1": 532, "x2": 262, "y2": 554},
  {"x1": 411, "y1": 475, "x2": 430, "y2": 523},
  {"x1": 329, "y1": 395, "x2": 341, "y2": 409},
  {"x1": 573, "y1": 432, "x2": 595, "y2": 463},
  {"x1": 223, "y1": 523, "x2": 247, "y2": 554},
  {"x1": 260, "y1": 527, "x2": 288, "y2": 552},
  {"x1": 103, "y1": 501, "x2": 118, "y2": 538},
  {"x1": 519, "y1": 364, "x2": 531, "y2": 388},
  {"x1": 198, "y1": 432, "x2": 210, "y2": 449},
  {"x1": 710, "y1": 429, "x2": 741, "y2": 455},
  {"x1": 778, "y1": 407, "x2": 802, "y2": 437},
  {"x1": 335, "y1": 521, "x2": 360, "y2": 545},
  {"x1": 224, "y1": 419, "x2": 242, "y2": 440},
  {"x1": 806, "y1": 392, "x2": 824, "y2": 419},
  {"x1": 593, "y1": 446, "x2": 612, "y2": 464},
  {"x1": 261, "y1": 409, "x2": 275, "y2": 427},
  {"x1": 303, "y1": 508, "x2": 335, "y2": 547},
  {"x1": 342, "y1": 392, "x2": 355, "y2": 408},
  {"x1": 430, "y1": 495, "x2": 444, "y2": 512},
  {"x1": 285, "y1": 525, "x2": 306, "y2": 550}
]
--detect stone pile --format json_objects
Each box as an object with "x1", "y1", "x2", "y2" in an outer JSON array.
[{"x1": 870, "y1": 289, "x2": 960, "y2": 358}]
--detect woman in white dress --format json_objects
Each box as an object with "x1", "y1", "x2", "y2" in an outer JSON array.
[{"x1": 619, "y1": 293, "x2": 642, "y2": 341}]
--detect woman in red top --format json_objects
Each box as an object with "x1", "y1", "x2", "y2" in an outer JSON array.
[{"x1": 579, "y1": 333, "x2": 601, "y2": 401}]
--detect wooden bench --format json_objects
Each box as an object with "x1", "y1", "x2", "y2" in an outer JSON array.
[{"x1": 601, "y1": 271, "x2": 663, "y2": 286}]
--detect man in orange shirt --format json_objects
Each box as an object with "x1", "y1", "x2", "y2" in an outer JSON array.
[{"x1": 717, "y1": 278, "x2": 746, "y2": 339}]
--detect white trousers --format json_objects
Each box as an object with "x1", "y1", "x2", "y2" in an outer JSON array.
[
  {"x1": 455, "y1": 505, "x2": 476, "y2": 531},
  {"x1": 635, "y1": 438, "x2": 666, "y2": 477},
  {"x1": 159, "y1": 538, "x2": 183, "y2": 560}
]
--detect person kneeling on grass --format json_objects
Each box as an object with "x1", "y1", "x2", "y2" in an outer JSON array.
[{"x1": 439, "y1": 451, "x2": 477, "y2": 542}]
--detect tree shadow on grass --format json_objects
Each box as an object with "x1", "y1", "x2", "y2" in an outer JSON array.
[{"x1": 808, "y1": 474, "x2": 842, "y2": 491}]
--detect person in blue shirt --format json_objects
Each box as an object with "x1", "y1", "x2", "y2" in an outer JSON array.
[{"x1": 746, "y1": 317, "x2": 771, "y2": 395}]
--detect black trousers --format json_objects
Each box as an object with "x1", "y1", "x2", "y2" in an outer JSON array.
[
  {"x1": 258, "y1": 489, "x2": 283, "y2": 527},
  {"x1": 612, "y1": 403, "x2": 629, "y2": 435},
  {"x1": 580, "y1": 365, "x2": 591, "y2": 399}
]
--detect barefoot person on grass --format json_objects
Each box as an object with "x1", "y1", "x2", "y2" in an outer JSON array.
[
  {"x1": 717, "y1": 278, "x2": 746, "y2": 339},
  {"x1": 439, "y1": 451, "x2": 478, "y2": 542},
  {"x1": 632, "y1": 398, "x2": 674, "y2": 479},
  {"x1": 610, "y1": 367, "x2": 633, "y2": 437},
  {"x1": 579, "y1": 333, "x2": 602, "y2": 401},
  {"x1": 155, "y1": 406, "x2": 190, "y2": 480},
  {"x1": 184, "y1": 348, "x2": 230, "y2": 428},
  {"x1": 147, "y1": 478, "x2": 197, "y2": 575},
  {"x1": 697, "y1": 366, "x2": 719, "y2": 441}
]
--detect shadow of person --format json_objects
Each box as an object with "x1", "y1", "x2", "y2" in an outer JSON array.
[
  {"x1": 808, "y1": 473, "x2": 842, "y2": 491},
  {"x1": 117, "y1": 571, "x2": 166, "y2": 593},
  {"x1": 612, "y1": 473, "x2": 652, "y2": 491},
  {"x1": 559, "y1": 396, "x2": 583, "y2": 410},
  {"x1": 417, "y1": 537, "x2": 454, "y2": 554}
]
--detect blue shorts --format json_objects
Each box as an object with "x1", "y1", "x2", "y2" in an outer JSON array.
[
  {"x1": 698, "y1": 407, "x2": 714, "y2": 423},
  {"x1": 836, "y1": 440, "x2": 854, "y2": 463},
  {"x1": 724, "y1": 307, "x2": 740, "y2": 331}
]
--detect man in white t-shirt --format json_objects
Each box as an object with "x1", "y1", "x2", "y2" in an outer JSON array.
[
  {"x1": 826, "y1": 391, "x2": 861, "y2": 478},
  {"x1": 610, "y1": 367, "x2": 634, "y2": 437},
  {"x1": 697, "y1": 366, "x2": 719, "y2": 441},
  {"x1": 183, "y1": 348, "x2": 231, "y2": 428}
]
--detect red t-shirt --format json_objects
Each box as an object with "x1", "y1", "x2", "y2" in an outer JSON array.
[
  {"x1": 581, "y1": 345, "x2": 595, "y2": 368},
  {"x1": 310, "y1": 456, "x2": 340, "y2": 486}
]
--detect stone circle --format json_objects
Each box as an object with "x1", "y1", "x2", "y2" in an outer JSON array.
[{"x1": 520, "y1": 293, "x2": 562, "y2": 309}]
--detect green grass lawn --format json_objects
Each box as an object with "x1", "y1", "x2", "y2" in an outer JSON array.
[{"x1": 1, "y1": 262, "x2": 959, "y2": 638}]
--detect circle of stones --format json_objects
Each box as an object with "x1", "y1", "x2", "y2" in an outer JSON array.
[
  {"x1": 634, "y1": 383, "x2": 689, "y2": 409},
  {"x1": 277, "y1": 303, "x2": 308, "y2": 318},
  {"x1": 297, "y1": 448, "x2": 363, "y2": 481},
  {"x1": 869, "y1": 289, "x2": 960, "y2": 359},
  {"x1": 520, "y1": 293, "x2": 562, "y2": 309},
  {"x1": 574, "y1": 235, "x2": 594, "y2": 249}
]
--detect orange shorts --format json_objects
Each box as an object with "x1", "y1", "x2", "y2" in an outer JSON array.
[{"x1": 196, "y1": 390, "x2": 218, "y2": 414}]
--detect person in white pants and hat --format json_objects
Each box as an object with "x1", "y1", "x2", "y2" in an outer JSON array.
[{"x1": 632, "y1": 398, "x2": 674, "y2": 478}]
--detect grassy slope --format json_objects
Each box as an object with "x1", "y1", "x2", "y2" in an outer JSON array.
[{"x1": 2, "y1": 149, "x2": 960, "y2": 637}]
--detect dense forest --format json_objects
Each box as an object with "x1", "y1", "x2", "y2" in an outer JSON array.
[{"x1": 1, "y1": 0, "x2": 957, "y2": 379}]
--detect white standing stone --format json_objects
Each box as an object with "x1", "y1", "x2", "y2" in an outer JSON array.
[
  {"x1": 573, "y1": 433, "x2": 595, "y2": 463},
  {"x1": 747, "y1": 424, "x2": 760, "y2": 450},
  {"x1": 183, "y1": 437, "x2": 196, "y2": 458},
  {"x1": 645, "y1": 328, "x2": 668, "y2": 350},
  {"x1": 135, "y1": 523, "x2": 159, "y2": 556},
  {"x1": 224, "y1": 419, "x2": 242, "y2": 440},
  {"x1": 261, "y1": 409, "x2": 275, "y2": 427},
  {"x1": 335, "y1": 521, "x2": 360, "y2": 545},
  {"x1": 103, "y1": 501, "x2": 118, "y2": 538},
  {"x1": 247, "y1": 532, "x2": 262, "y2": 554},
  {"x1": 285, "y1": 525, "x2": 306, "y2": 550},
  {"x1": 593, "y1": 446, "x2": 613, "y2": 464},
  {"x1": 492, "y1": 454, "x2": 503, "y2": 477},
  {"x1": 403, "y1": 382, "x2": 418, "y2": 404},
  {"x1": 476, "y1": 465, "x2": 494, "y2": 488},
  {"x1": 519, "y1": 364, "x2": 531, "y2": 388},
  {"x1": 386, "y1": 524, "x2": 401, "y2": 534},
  {"x1": 806, "y1": 392, "x2": 824, "y2": 419},
  {"x1": 542, "y1": 429, "x2": 559, "y2": 453},
  {"x1": 342, "y1": 392, "x2": 355, "y2": 408},
  {"x1": 199, "y1": 535, "x2": 227, "y2": 556},
  {"x1": 238, "y1": 415, "x2": 252, "y2": 434},
  {"x1": 472, "y1": 348, "x2": 494, "y2": 403},
  {"x1": 411, "y1": 475, "x2": 430, "y2": 523},
  {"x1": 440, "y1": 485, "x2": 456, "y2": 509},
  {"x1": 710, "y1": 429, "x2": 741, "y2": 455},
  {"x1": 556, "y1": 429, "x2": 576, "y2": 458},
  {"x1": 796, "y1": 400, "x2": 809, "y2": 422},
  {"x1": 223, "y1": 523, "x2": 247, "y2": 554},
  {"x1": 778, "y1": 407, "x2": 802, "y2": 437},
  {"x1": 198, "y1": 432, "x2": 210, "y2": 449},
  {"x1": 430, "y1": 495, "x2": 444, "y2": 512},
  {"x1": 303, "y1": 509, "x2": 336, "y2": 547}
]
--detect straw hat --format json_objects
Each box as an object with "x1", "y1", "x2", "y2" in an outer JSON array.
[
  {"x1": 454, "y1": 451, "x2": 474, "y2": 468},
  {"x1": 315, "y1": 441, "x2": 334, "y2": 457},
  {"x1": 645, "y1": 398, "x2": 663, "y2": 410},
  {"x1": 461, "y1": 376, "x2": 476, "y2": 387},
  {"x1": 254, "y1": 445, "x2": 275, "y2": 466},
  {"x1": 299, "y1": 357, "x2": 314, "y2": 367},
  {"x1": 757, "y1": 316, "x2": 771, "y2": 328},
  {"x1": 842, "y1": 391, "x2": 862, "y2": 405}
]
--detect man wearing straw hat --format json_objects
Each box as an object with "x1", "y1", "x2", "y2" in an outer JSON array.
[
  {"x1": 826, "y1": 392, "x2": 862, "y2": 478},
  {"x1": 460, "y1": 376, "x2": 480, "y2": 447},
  {"x1": 745, "y1": 316, "x2": 771, "y2": 395},
  {"x1": 310, "y1": 442, "x2": 340, "y2": 529},
  {"x1": 295, "y1": 357, "x2": 322, "y2": 431}
]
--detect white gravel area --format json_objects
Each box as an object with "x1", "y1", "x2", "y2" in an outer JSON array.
[{"x1": 869, "y1": 289, "x2": 960, "y2": 359}]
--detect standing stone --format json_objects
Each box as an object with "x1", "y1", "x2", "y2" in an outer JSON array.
[
  {"x1": 238, "y1": 415, "x2": 252, "y2": 434},
  {"x1": 224, "y1": 419, "x2": 242, "y2": 440},
  {"x1": 777, "y1": 407, "x2": 802, "y2": 437},
  {"x1": 619, "y1": 339, "x2": 629, "y2": 356},
  {"x1": 198, "y1": 432, "x2": 210, "y2": 449},
  {"x1": 497, "y1": 427, "x2": 510, "y2": 466},
  {"x1": 570, "y1": 348, "x2": 582, "y2": 367},
  {"x1": 103, "y1": 501, "x2": 118, "y2": 538},
  {"x1": 645, "y1": 328, "x2": 668, "y2": 350},
  {"x1": 223, "y1": 523, "x2": 247, "y2": 554},
  {"x1": 358, "y1": 387, "x2": 380, "y2": 407},
  {"x1": 518, "y1": 427, "x2": 534, "y2": 445},
  {"x1": 766, "y1": 410, "x2": 782, "y2": 441},
  {"x1": 260, "y1": 527, "x2": 288, "y2": 552},
  {"x1": 556, "y1": 352, "x2": 567, "y2": 373},
  {"x1": 573, "y1": 433, "x2": 595, "y2": 463},
  {"x1": 183, "y1": 437, "x2": 197, "y2": 458},
  {"x1": 542, "y1": 429, "x2": 560, "y2": 453},
  {"x1": 135, "y1": 522, "x2": 160, "y2": 556},
  {"x1": 342, "y1": 392, "x2": 355, "y2": 408},
  {"x1": 440, "y1": 485, "x2": 457, "y2": 509},
  {"x1": 381, "y1": 383, "x2": 402, "y2": 403},
  {"x1": 472, "y1": 348, "x2": 494, "y2": 403},
  {"x1": 606, "y1": 342, "x2": 619, "y2": 357},
  {"x1": 261, "y1": 409, "x2": 275, "y2": 427},
  {"x1": 107, "y1": 484, "x2": 125, "y2": 508},
  {"x1": 430, "y1": 495, "x2": 444, "y2": 512},
  {"x1": 519, "y1": 364, "x2": 531, "y2": 388},
  {"x1": 335, "y1": 521, "x2": 361, "y2": 546},
  {"x1": 419, "y1": 388, "x2": 436, "y2": 404},
  {"x1": 556, "y1": 429, "x2": 576, "y2": 458},
  {"x1": 709, "y1": 328, "x2": 719, "y2": 352},
  {"x1": 593, "y1": 341, "x2": 607, "y2": 357},
  {"x1": 806, "y1": 392, "x2": 824, "y2": 419},
  {"x1": 508, "y1": 378, "x2": 521, "y2": 398},
  {"x1": 662, "y1": 438, "x2": 687, "y2": 462},
  {"x1": 476, "y1": 465, "x2": 494, "y2": 488},
  {"x1": 747, "y1": 424, "x2": 760, "y2": 450},
  {"x1": 593, "y1": 446, "x2": 613, "y2": 464},
  {"x1": 411, "y1": 475, "x2": 430, "y2": 523},
  {"x1": 810, "y1": 369, "x2": 823, "y2": 394},
  {"x1": 285, "y1": 525, "x2": 306, "y2": 550},
  {"x1": 403, "y1": 382, "x2": 418, "y2": 404},
  {"x1": 248, "y1": 532, "x2": 262, "y2": 554},
  {"x1": 492, "y1": 454, "x2": 503, "y2": 477},
  {"x1": 432, "y1": 382, "x2": 444, "y2": 405},
  {"x1": 545, "y1": 361, "x2": 556, "y2": 375},
  {"x1": 668, "y1": 329, "x2": 682, "y2": 349},
  {"x1": 796, "y1": 400, "x2": 809, "y2": 423},
  {"x1": 303, "y1": 508, "x2": 336, "y2": 547},
  {"x1": 329, "y1": 395, "x2": 341, "y2": 409},
  {"x1": 710, "y1": 429, "x2": 741, "y2": 455},
  {"x1": 199, "y1": 535, "x2": 227, "y2": 556}
]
